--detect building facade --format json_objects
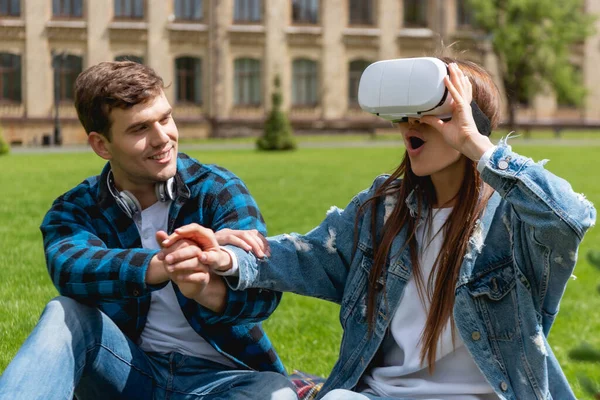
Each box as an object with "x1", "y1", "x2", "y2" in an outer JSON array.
[{"x1": 0, "y1": 0, "x2": 599, "y2": 145}]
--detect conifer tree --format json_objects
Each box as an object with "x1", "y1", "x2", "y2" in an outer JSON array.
[{"x1": 257, "y1": 75, "x2": 296, "y2": 151}]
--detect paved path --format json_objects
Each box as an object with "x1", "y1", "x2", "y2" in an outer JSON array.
[{"x1": 10, "y1": 138, "x2": 600, "y2": 154}]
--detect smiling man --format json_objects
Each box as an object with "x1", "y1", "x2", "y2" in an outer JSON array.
[{"x1": 0, "y1": 61, "x2": 297, "y2": 400}]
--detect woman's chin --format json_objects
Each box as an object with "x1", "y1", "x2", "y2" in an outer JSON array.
[{"x1": 410, "y1": 165, "x2": 432, "y2": 177}]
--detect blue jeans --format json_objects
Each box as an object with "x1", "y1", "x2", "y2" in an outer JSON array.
[{"x1": 0, "y1": 296, "x2": 297, "y2": 400}]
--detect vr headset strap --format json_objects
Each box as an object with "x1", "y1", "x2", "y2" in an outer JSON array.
[{"x1": 470, "y1": 101, "x2": 492, "y2": 137}]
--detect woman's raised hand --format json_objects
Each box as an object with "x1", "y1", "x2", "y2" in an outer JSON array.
[{"x1": 420, "y1": 63, "x2": 493, "y2": 161}]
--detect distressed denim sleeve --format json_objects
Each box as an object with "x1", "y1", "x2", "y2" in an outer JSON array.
[
  {"x1": 480, "y1": 138, "x2": 596, "y2": 333},
  {"x1": 224, "y1": 182, "x2": 380, "y2": 304}
]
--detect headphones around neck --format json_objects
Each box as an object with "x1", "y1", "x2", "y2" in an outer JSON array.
[{"x1": 107, "y1": 170, "x2": 176, "y2": 219}]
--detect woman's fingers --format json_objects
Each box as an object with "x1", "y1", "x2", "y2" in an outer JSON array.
[
  {"x1": 419, "y1": 115, "x2": 446, "y2": 133},
  {"x1": 214, "y1": 229, "x2": 270, "y2": 258},
  {"x1": 220, "y1": 235, "x2": 253, "y2": 252},
  {"x1": 215, "y1": 229, "x2": 252, "y2": 250},
  {"x1": 444, "y1": 75, "x2": 463, "y2": 107},
  {"x1": 447, "y1": 64, "x2": 472, "y2": 108},
  {"x1": 239, "y1": 231, "x2": 267, "y2": 258}
]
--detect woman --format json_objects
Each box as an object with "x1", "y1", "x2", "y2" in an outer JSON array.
[{"x1": 160, "y1": 58, "x2": 596, "y2": 400}]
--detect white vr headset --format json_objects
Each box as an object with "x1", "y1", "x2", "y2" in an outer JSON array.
[{"x1": 358, "y1": 57, "x2": 492, "y2": 136}]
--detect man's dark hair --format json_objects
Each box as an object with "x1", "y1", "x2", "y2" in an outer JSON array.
[{"x1": 74, "y1": 61, "x2": 164, "y2": 141}]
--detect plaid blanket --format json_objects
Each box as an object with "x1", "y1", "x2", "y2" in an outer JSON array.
[{"x1": 290, "y1": 370, "x2": 326, "y2": 400}]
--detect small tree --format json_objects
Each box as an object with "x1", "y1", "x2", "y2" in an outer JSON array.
[
  {"x1": 257, "y1": 75, "x2": 296, "y2": 151},
  {"x1": 0, "y1": 124, "x2": 10, "y2": 156},
  {"x1": 568, "y1": 249, "x2": 600, "y2": 399},
  {"x1": 467, "y1": 0, "x2": 596, "y2": 131}
]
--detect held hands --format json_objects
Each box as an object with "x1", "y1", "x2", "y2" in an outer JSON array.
[
  {"x1": 160, "y1": 224, "x2": 233, "y2": 274},
  {"x1": 160, "y1": 223, "x2": 270, "y2": 273},
  {"x1": 420, "y1": 63, "x2": 494, "y2": 161},
  {"x1": 156, "y1": 224, "x2": 270, "y2": 299},
  {"x1": 155, "y1": 231, "x2": 210, "y2": 299}
]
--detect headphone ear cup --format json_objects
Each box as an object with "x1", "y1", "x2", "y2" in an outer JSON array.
[
  {"x1": 155, "y1": 181, "x2": 166, "y2": 202},
  {"x1": 155, "y1": 178, "x2": 176, "y2": 202},
  {"x1": 119, "y1": 190, "x2": 141, "y2": 218}
]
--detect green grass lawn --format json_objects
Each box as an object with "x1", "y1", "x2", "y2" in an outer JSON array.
[{"x1": 1, "y1": 142, "x2": 599, "y2": 398}]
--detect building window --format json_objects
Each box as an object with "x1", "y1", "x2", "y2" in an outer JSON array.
[
  {"x1": 175, "y1": 0, "x2": 203, "y2": 21},
  {"x1": 234, "y1": 58, "x2": 261, "y2": 106},
  {"x1": 175, "y1": 57, "x2": 202, "y2": 104},
  {"x1": 53, "y1": 54, "x2": 82, "y2": 101},
  {"x1": 348, "y1": 59, "x2": 370, "y2": 106},
  {"x1": 349, "y1": 0, "x2": 373, "y2": 26},
  {"x1": 292, "y1": 0, "x2": 319, "y2": 24},
  {"x1": 234, "y1": 0, "x2": 261, "y2": 23},
  {"x1": 403, "y1": 0, "x2": 427, "y2": 27},
  {"x1": 114, "y1": 0, "x2": 144, "y2": 19},
  {"x1": 456, "y1": 0, "x2": 472, "y2": 27},
  {"x1": 0, "y1": 53, "x2": 21, "y2": 102},
  {"x1": 115, "y1": 55, "x2": 144, "y2": 64},
  {"x1": 293, "y1": 59, "x2": 318, "y2": 106},
  {"x1": 0, "y1": 0, "x2": 20, "y2": 17},
  {"x1": 52, "y1": 0, "x2": 83, "y2": 18}
]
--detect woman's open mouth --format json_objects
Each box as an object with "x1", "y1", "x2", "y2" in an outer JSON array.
[
  {"x1": 405, "y1": 132, "x2": 426, "y2": 157},
  {"x1": 409, "y1": 136, "x2": 425, "y2": 150}
]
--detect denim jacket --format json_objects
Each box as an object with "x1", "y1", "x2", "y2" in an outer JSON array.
[{"x1": 227, "y1": 140, "x2": 597, "y2": 400}]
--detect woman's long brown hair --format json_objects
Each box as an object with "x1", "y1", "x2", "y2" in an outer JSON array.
[{"x1": 361, "y1": 57, "x2": 501, "y2": 371}]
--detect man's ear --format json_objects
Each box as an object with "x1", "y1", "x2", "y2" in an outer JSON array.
[{"x1": 88, "y1": 132, "x2": 111, "y2": 160}]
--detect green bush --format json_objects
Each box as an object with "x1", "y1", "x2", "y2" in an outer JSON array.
[
  {"x1": 257, "y1": 75, "x2": 296, "y2": 151},
  {"x1": 0, "y1": 125, "x2": 10, "y2": 156}
]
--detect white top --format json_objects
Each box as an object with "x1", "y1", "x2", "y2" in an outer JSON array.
[
  {"x1": 135, "y1": 200, "x2": 235, "y2": 367},
  {"x1": 362, "y1": 207, "x2": 498, "y2": 399}
]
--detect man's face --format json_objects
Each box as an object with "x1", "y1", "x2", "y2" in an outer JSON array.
[{"x1": 102, "y1": 90, "x2": 178, "y2": 192}]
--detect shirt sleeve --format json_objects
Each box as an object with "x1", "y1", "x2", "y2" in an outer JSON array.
[
  {"x1": 477, "y1": 146, "x2": 496, "y2": 173},
  {"x1": 40, "y1": 197, "x2": 165, "y2": 301},
  {"x1": 216, "y1": 246, "x2": 239, "y2": 277}
]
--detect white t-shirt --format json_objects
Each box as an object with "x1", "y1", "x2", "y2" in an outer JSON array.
[
  {"x1": 135, "y1": 200, "x2": 236, "y2": 367},
  {"x1": 362, "y1": 207, "x2": 498, "y2": 400}
]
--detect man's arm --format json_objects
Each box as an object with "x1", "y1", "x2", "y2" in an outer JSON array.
[{"x1": 41, "y1": 198, "x2": 168, "y2": 301}]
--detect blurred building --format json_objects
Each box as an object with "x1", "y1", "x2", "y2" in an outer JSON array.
[{"x1": 0, "y1": 0, "x2": 599, "y2": 145}]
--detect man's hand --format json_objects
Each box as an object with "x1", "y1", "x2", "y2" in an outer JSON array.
[
  {"x1": 161, "y1": 224, "x2": 234, "y2": 273},
  {"x1": 156, "y1": 231, "x2": 210, "y2": 299},
  {"x1": 155, "y1": 231, "x2": 226, "y2": 313}
]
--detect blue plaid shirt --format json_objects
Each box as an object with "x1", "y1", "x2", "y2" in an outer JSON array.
[{"x1": 40, "y1": 153, "x2": 285, "y2": 373}]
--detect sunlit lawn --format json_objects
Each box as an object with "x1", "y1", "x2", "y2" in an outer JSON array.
[{"x1": 1, "y1": 141, "x2": 599, "y2": 398}]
